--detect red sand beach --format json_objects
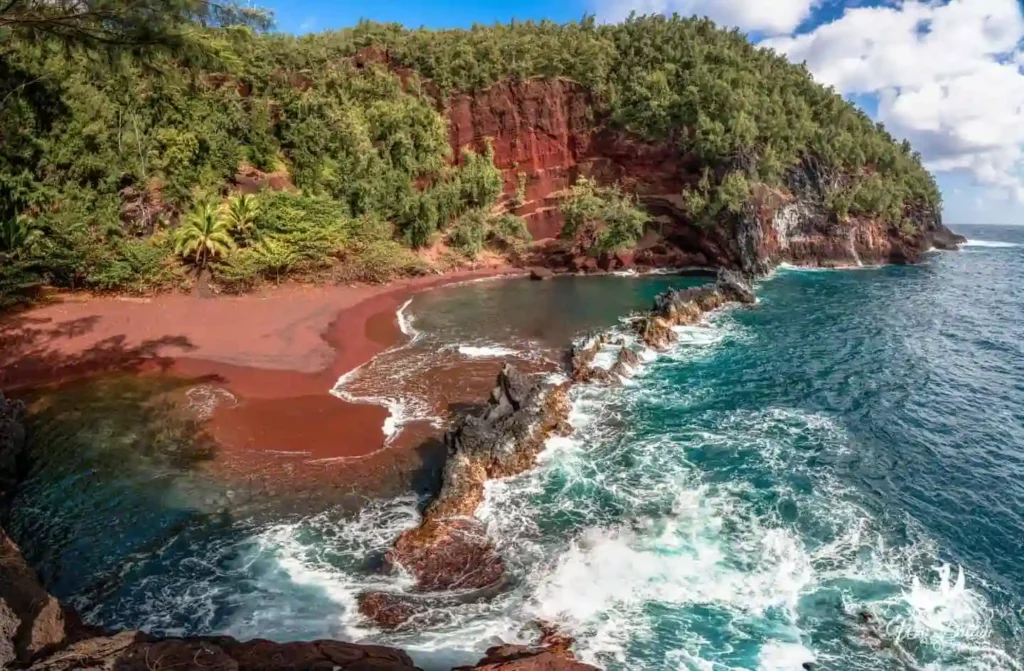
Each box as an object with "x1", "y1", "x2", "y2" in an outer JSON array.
[{"x1": 0, "y1": 268, "x2": 522, "y2": 462}]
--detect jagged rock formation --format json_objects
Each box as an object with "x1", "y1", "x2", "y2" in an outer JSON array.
[
  {"x1": 634, "y1": 271, "x2": 757, "y2": 350},
  {"x1": 454, "y1": 644, "x2": 598, "y2": 671},
  {"x1": 360, "y1": 366, "x2": 571, "y2": 628},
  {"x1": 363, "y1": 271, "x2": 760, "y2": 637},
  {"x1": 447, "y1": 79, "x2": 964, "y2": 274}
]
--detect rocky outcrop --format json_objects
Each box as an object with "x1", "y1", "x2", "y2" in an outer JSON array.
[
  {"x1": 361, "y1": 366, "x2": 571, "y2": 628},
  {"x1": 635, "y1": 270, "x2": 757, "y2": 350},
  {"x1": 447, "y1": 78, "x2": 963, "y2": 274},
  {"x1": 20, "y1": 629, "x2": 421, "y2": 671},
  {"x1": 1, "y1": 529, "x2": 87, "y2": 670},
  {"x1": 455, "y1": 645, "x2": 598, "y2": 671}
]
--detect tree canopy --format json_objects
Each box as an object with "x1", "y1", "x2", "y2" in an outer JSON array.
[{"x1": 0, "y1": 6, "x2": 942, "y2": 307}]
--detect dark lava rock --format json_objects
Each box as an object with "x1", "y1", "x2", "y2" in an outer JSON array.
[
  {"x1": 716, "y1": 269, "x2": 756, "y2": 304},
  {"x1": 25, "y1": 633, "x2": 421, "y2": 671},
  {"x1": 363, "y1": 367, "x2": 572, "y2": 629}
]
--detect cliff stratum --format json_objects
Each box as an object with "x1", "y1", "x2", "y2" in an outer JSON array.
[{"x1": 0, "y1": 10, "x2": 963, "y2": 306}]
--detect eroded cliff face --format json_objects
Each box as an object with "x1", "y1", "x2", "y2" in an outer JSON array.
[{"x1": 447, "y1": 78, "x2": 963, "y2": 273}]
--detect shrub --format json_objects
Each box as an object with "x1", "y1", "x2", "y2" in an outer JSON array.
[
  {"x1": 560, "y1": 176, "x2": 650, "y2": 255},
  {"x1": 449, "y1": 209, "x2": 488, "y2": 258}
]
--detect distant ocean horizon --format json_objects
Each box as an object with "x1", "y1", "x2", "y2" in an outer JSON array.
[{"x1": 10, "y1": 225, "x2": 1024, "y2": 670}]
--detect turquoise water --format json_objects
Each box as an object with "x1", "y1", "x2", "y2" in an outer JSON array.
[{"x1": 9, "y1": 226, "x2": 1024, "y2": 669}]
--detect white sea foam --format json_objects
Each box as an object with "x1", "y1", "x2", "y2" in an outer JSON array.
[
  {"x1": 758, "y1": 642, "x2": 816, "y2": 670},
  {"x1": 169, "y1": 275, "x2": 1018, "y2": 669},
  {"x1": 222, "y1": 497, "x2": 423, "y2": 644},
  {"x1": 469, "y1": 353, "x2": 1018, "y2": 671},
  {"x1": 328, "y1": 298, "x2": 444, "y2": 444},
  {"x1": 456, "y1": 344, "x2": 520, "y2": 358},
  {"x1": 397, "y1": 298, "x2": 419, "y2": 339},
  {"x1": 963, "y1": 239, "x2": 1019, "y2": 248}
]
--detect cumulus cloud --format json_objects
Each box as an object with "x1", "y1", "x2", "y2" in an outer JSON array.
[
  {"x1": 596, "y1": 0, "x2": 820, "y2": 36},
  {"x1": 763, "y1": 0, "x2": 1024, "y2": 202}
]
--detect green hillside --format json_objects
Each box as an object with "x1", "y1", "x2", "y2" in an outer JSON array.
[{"x1": 0, "y1": 2, "x2": 941, "y2": 305}]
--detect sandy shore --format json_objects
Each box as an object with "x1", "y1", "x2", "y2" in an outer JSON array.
[{"x1": 0, "y1": 268, "x2": 523, "y2": 462}]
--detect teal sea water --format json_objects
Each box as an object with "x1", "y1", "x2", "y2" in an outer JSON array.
[{"x1": 8, "y1": 225, "x2": 1024, "y2": 670}]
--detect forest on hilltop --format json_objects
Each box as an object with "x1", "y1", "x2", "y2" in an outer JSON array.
[{"x1": 0, "y1": 0, "x2": 942, "y2": 306}]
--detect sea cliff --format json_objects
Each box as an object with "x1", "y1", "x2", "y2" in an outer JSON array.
[{"x1": 444, "y1": 76, "x2": 964, "y2": 274}]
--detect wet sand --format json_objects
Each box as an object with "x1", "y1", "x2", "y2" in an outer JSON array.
[{"x1": 0, "y1": 268, "x2": 523, "y2": 463}]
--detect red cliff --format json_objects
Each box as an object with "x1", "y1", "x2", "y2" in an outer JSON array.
[{"x1": 446, "y1": 78, "x2": 963, "y2": 273}]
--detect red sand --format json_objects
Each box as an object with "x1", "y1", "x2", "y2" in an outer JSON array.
[{"x1": 0, "y1": 268, "x2": 522, "y2": 461}]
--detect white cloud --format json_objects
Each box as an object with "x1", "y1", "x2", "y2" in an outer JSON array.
[
  {"x1": 762, "y1": 0, "x2": 1024, "y2": 202},
  {"x1": 597, "y1": 0, "x2": 820, "y2": 36}
]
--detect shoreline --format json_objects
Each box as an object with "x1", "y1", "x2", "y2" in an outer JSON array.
[{"x1": 0, "y1": 267, "x2": 525, "y2": 462}]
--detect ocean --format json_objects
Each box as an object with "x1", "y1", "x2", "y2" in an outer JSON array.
[{"x1": 8, "y1": 224, "x2": 1024, "y2": 670}]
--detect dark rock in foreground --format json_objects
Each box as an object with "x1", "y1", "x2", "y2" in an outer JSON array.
[
  {"x1": 361, "y1": 365, "x2": 571, "y2": 628},
  {"x1": 455, "y1": 644, "x2": 599, "y2": 670},
  {"x1": 25, "y1": 631, "x2": 420, "y2": 671}
]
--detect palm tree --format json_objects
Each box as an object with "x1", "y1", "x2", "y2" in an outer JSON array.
[
  {"x1": 221, "y1": 193, "x2": 260, "y2": 241},
  {"x1": 175, "y1": 202, "x2": 236, "y2": 271}
]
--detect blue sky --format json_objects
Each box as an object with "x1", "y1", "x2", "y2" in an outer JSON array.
[
  {"x1": 262, "y1": 0, "x2": 1024, "y2": 226},
  {"x1": 266, "y1": 0, "x2": 587, "y2": 34}
]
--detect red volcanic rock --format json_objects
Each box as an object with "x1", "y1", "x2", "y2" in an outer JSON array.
[
  {"x1": 357, "y1": 592, "x2": 423, "y2": 630},
  {"x1": 455, "y1": 622, "x2": 597, "y2": 671},
  {"x1": 24, "y1": 634, "x2": 421, "y2": 671},
  {"x1": 448, "y1": 79, "x2": 593, "y2": 240},
  {"x1": 447, "y1": 78, "x2": 955, "y2": 272},
  {"x1": 457, "y1": 645, "x2": 598, "y2": 671},
  {"x1": 388, "y1": 518, "x2": 506, "y2": 593},
  {"x1": 1, "y1": 530, "x2": 84, "y2": 668},
  {"x1": 233, "y1": 163, "x2": 295, "y2": 195}
]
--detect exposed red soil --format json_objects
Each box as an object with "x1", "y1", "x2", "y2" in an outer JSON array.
[{"x1": 0, "y1": 268, "x2": 522, "y2": 463}]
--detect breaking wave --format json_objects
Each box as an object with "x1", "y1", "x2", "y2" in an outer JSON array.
[
  {"x1": 454, "y1": 345, "x2": 520, "y2": 358},
  {"x1": 962, "y1": 240, "x2": 1019, "y2": 248}
]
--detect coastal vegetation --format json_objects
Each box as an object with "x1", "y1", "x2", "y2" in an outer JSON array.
[
  {"x1": 0, "y1": 1, "x2": 942, "y2": 307},
  {"x1": 560, "y1": 177, "x2": 650, "y2": 255}
]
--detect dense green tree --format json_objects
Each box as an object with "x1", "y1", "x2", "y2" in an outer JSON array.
[
  {"x1": 560, "y1": 176, "x2": 650, "y2": 255},
  {"x1": 0, "y1": 0, "x2": 271, "y2": 51},
  {"x1": 0, "y1": 215, "x2": 40, "y2": 254}
]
